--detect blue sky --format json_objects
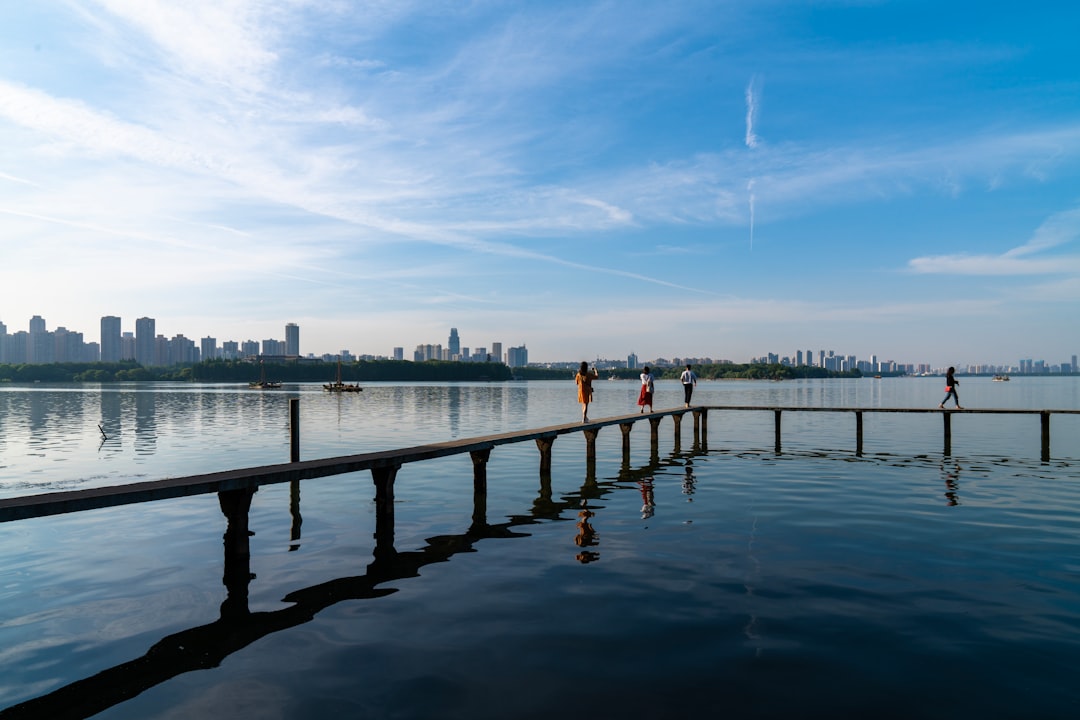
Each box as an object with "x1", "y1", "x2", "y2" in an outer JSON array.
[{"x1": 2, "y1": 1, "x2": 1079, "y2": 367}]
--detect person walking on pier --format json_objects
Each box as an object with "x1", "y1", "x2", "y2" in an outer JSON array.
[
  {"x1": 680, "y1": 364, "x2": 698, "y2": 407},
  {"x1": 576, "y1": 361, "x2": 598, "y2": 422},
  {"x1": 939, "y1": 366, "x2": 962, "y2": 409},
  {"x1": 637, "y1": 366, "x2": 655, "y2": 413}
]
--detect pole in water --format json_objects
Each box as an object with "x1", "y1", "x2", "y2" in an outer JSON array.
[{"x1": 98, "y1": 423, "x2": 107, "y2": 440}]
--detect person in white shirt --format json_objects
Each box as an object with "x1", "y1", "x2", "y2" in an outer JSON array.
[{"x1": 680, "y1": 364, "x2": 697, "y2": 408}]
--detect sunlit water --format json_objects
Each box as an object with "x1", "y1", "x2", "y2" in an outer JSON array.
[{"x1": 1, "y1": 378, "x2": 1079, "y2": 718}]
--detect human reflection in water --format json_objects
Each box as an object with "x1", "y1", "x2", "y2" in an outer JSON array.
[
  {"x1": 639, "y1": 477, "x2": 655, "y2": 520},
  {"x1": 682, "y1": 461, "x2": 696, "y2": 502},
  {"x1": 575, "y1": 500, "x2": 599, "y2": 563},
  {"x1": 941, "y1": 459, "x2": 961, "y2": 506}
]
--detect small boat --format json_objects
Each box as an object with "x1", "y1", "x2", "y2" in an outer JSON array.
[
  {"x1": 324, "y1": 358, "x2": 363, "y2": 393},
  {"x1": 249, "y1": 361, "x2": 282, "y2": 389},
  {"x1": 992, "y1": 375, "x2": 1010, "y2": 382},
  {"x1": 874, "y1": 374, "x2": 882, "y2": 379}
]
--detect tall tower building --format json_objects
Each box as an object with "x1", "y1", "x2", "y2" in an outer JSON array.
[
  {"x1": 136, "y1": 317, "x2": 156, "y2": 366},
  {"x1": 491, "y1": 342, "x2": 503, "y2": 364},
  {"x1": 0, "y1": 320, "x2": 7, "y2": 364},
  {"x1": 448, "y1": 328, "x2": 460, "y2": 357},
  {"x1": 285, "y1": 323, "x2": 300, "y2": 356},
  {"x1": 28, "y1": 315, "x2": 51, "y2": 364},
  {"x1": 100, "y1": 316, "x2": 122, "y2": 362}
]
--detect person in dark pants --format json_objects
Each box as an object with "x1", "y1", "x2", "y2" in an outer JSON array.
[
  {"x1": 680, "y1": 364, "x2": 698, "y2": 408},
  {"x1": 939, "y1": 366, "x2": 962, "y2": 409}
]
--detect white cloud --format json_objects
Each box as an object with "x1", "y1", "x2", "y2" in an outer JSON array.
[{"x1": 909, "y1": 206, "x2": 1080, "y2": 276}]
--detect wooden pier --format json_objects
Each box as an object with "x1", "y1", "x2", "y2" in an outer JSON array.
[{"x1": 1, "y1": 404, "x2": 1076, "y2": 524}]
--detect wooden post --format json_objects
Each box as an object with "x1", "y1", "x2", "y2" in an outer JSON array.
[
  {"x1": 289, "y1": 398, "x2": 300, "y2": 463},
  {"x1": 619, "y1": 423, "x2": 633, "y2": 460},
  {"x1": 371, "y1": 465, "x2": 400, "y2": 560},
  {"x1": 535, "y1": 435, "x2": 555, "y2": 474},
  {"x1": 774, "y1": 410, "x2": 782, "y2": 454},
  {"x1": 943, "y1": 412, "x2": 952, "y2": 457},
  {"x1": 218, "y1": 486, "x2": 256, "y2": 619},
  {"x1": 648, "y1": 417, "x2": 661, "y2": 445},
  {"x1": 672, "y1": 413, "x2": 683, "y2": 446},
  {"x1": 583, "y1": 428, "x2": 599, "y2": 461},
  {"x1": 1041, "y1": 412, "x2": 1050, "y2": 462},
  {"x1": 289, "y1": 480, "x2": 302, "y2": 548},
  {"x1": 469, "y1": 449, "x2": 491, "y2": 530},
  {"x1": 855, "y1": 411, "x2": 863, "y2": 456}
]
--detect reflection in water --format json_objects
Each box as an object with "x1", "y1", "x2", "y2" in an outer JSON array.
[
  {"x1": 574, "y1": 501, "x2": 599, "y2": 564},
  {"x1": 638, "y1": 478, "x2": 655, "y2": 519},
  {"x1": 682, "y1": 460, "x2": 696, "y2": 501},
  {"x1": 942, "y1": 459, "x2": 962, "y2": 506},
  {"x1": 134, "y1": 390, "x2": 157, "y2": 456}
]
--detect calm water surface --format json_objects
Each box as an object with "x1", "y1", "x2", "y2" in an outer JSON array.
[{"x1": 1, "y1": 378, "x2": 1079, "y2": 718}]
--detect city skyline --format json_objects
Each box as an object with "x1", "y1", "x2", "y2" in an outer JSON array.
[
  {"x1": 0, "y1": 313, "x2": 1073, "y2": 374},
  {"x1": 3, "y1": 3, "x2": 1080, "y2": 367}
]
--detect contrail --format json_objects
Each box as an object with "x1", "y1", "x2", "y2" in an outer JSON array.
[{"x1": 745, "y1": 77, "x2": 760, "y2": 149}]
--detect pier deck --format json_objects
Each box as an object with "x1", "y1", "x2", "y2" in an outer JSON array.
[{"x1": 1, "y1": 405, "x2": 1077, "y2": 524}]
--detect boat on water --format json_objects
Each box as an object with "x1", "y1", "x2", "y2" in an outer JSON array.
[
  {"x1": 993, "y1": 375, "x2": 1011, "y2": 382},
  {"x1": 249, "y1": 361, "x2": 282, "y2": 389},
  {"x1": 324, "y1": 359, "x2": 363, "y2": 393}
]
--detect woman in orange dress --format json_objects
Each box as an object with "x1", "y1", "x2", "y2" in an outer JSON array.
[{"x1": 575, "y1": 361, "x2": 598, "y2": 422}]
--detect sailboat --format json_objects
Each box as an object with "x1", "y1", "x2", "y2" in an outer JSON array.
[
  {"x1": 323, "y1": 358, "x2": 363, "y2": 393},
  {"x1": 249, "y1": 361, "x2": 282, "y2": 389}
]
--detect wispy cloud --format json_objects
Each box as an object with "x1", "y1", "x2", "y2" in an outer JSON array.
[{"x1": 908, "y1": 206, "x2": 1080, "y2": 276}]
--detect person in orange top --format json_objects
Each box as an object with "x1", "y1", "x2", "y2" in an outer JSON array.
[{"x1": 575, "y1": 361, "x2": 598, "y2": 422}]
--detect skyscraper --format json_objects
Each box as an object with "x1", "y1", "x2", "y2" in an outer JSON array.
[
  {"x1": 285, "y1": 323, "x2": 300, "y2": 356},
  {"x1": 448, "y1": 328, "x2": 460, "y2": 357},
  {"x1": 100, "y1": 316, "x2": 122, "y2": 362},
  {"x1": 136, "y1": 317, "x2": 156, "y2": 366},
  {"x1": 28, "y1": 315, "x2": 51, "y2": 364}
]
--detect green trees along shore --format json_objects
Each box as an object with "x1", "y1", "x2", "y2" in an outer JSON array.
[{"x1": 0, "y1": 359, "x2": 861, "y2": 383}]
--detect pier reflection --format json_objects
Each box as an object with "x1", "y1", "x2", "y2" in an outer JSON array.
[{"x1": 2, "y1": 440, "x2": 706, "y2": 719}]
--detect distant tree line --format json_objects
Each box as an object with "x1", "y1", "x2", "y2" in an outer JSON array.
[
  {"x1": 0, "y1": 359, "x2": 514, "y2": 383},
  {"x1": 515, "y1": 364, "x2": 862, "y2": 381}
]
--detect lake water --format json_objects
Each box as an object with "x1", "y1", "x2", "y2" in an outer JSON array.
[{"x1": 1, "y1": 377, "x2": 1079, "y2": 718}]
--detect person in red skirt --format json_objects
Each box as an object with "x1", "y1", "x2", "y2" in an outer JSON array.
[{"x1": 637, "y1": 365, "x2": 655, "y2": 413}]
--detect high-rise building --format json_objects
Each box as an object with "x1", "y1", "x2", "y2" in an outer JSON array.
[
  {"x1": 201, "y1": 336, "x2": 218, "y2": 361},
  {"x1": 101, "y1": 316, "x2": 122, "y2": 362},
  {"x1": 0, "y1": 320, "x2": 7, "y2": 364},
  {"x1": 628, "y1": 352, "x2": 638, "y2": 369},
  {"x1": 393, "y1": 347, "x2": 404, "y2": 361},
  {"x1": 120, "y1": 332, "x2": 135, "y2": 360},
  {"x1": 28, "y1": 315, "x2": 51, "y2": 364},
  {"x1": 507, "y1": 344, "x2": 528, "y2": 368},
  {"x1": 448, "y1": 328, "x2": 460, "y2": 357},
  {"x1": 136, "y1": 317, "x2": 156, "y2": 366},
  {"x1": 285, "y1": 323, "x2": 300, "y2": 356},
  {"x1": 491, "y1": 342, "x2": 503, "y2": 364}
]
